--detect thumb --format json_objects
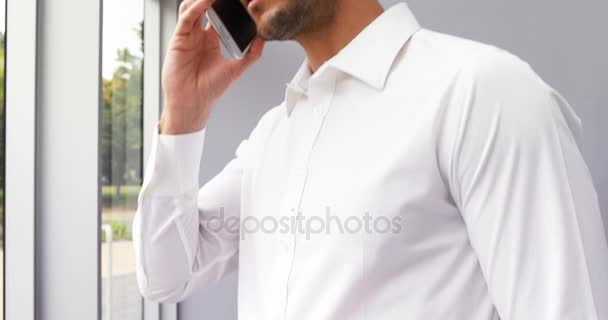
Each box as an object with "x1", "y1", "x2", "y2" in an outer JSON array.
[{"x1": 230, "y1": 37, "x2": 266, "y2": 77}]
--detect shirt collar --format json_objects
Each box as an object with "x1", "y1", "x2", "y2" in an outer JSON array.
[
  {"x1": 285, "y1": 60, "x2": 312, "y2": 96},
  {"x1": 283, "y1": 2, "x2": 421, "y2": 116},
  {"x1": 328, "y1": 2, "x2": 421, "y2": 89}
]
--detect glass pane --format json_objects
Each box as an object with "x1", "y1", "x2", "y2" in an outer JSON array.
[
  {"x1": 101, "y1": 0, "x2": 144, "y2": 319},
  {"x1": 0, "y1": 0, "x2": 5, "y2": 319}
]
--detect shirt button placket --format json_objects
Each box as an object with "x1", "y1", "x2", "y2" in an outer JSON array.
[
  {"x1": 277, "y1": 130, "x2": 312, "y2": 320},
  {"x1": 281, "y1": 73, "x2": 336, "y2": 320}
]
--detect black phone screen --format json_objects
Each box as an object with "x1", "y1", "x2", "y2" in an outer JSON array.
[{"x1": 211, "y1": 0, "x2": 257, "y2": 52}]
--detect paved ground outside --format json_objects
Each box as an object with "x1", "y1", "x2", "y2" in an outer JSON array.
[
  {"x1": 0, "y1": 211, "x2": 144, "y2": 320},
  {"x1": 102, "y1": 204, "x2": 146, "y2": 319},
  {"x1": 101, "y1": 241, "x2": 138, "y2": 277},
  {"x1": 103, "y1": 207, "x2": 137, "y2": 223},
  {"x1": 101, "y1": 238, "x2": 145, "y2": 319},
  {"x1": 102, "y1": 272, "x2": 143, "y2": 320}
]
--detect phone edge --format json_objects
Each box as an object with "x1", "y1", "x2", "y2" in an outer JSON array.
[{"x1": 205, "y1": 8, "x2": 253, "y2": 60}]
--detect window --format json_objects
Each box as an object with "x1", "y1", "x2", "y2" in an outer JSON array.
[
  {"x1": 101, "y1": 0, "x2": 144, "y2": 319},
  {"x1": 0, "y1": 0, "x2": 6, "y2": 319}
]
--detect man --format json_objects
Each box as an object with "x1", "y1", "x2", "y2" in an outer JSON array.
[{"x1": 133, "y1": 0, "x2": 608, "y2": 318}]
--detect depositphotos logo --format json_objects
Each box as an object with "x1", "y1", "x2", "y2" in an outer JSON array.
[{"x1": 202, "y1": 207, "x2": 403, "y2": 240}]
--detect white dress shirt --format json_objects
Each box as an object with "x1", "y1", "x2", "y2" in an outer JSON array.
[{"x1": 132, "y1": 3, "x2": 608, "y2": 319}]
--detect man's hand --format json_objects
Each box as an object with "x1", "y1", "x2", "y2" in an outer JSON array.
[{"x1": 160, "y1": 0, "x2": 265, "y2": 135}]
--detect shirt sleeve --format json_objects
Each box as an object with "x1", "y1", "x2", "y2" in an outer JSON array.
[
  {"x1": 132, "y1": 106, "x2": 279, "y2": 304},
  {"x1": 448, "y1": 50, "x2": 608, "y2": 319}
]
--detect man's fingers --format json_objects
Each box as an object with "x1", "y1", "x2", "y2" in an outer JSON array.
[
  {"x1": 178, "y1": 0, "x2": 194, "y2": 17},
  {"x1": 176, "y1": 0, "x2": 214, "y2": 34},
  {"x1": 246, "y1": 37, "x2": 266, "y2": 61},
  {"x1": 203, "y1": 21, "x2": 221, "y2": 48},
  {"x1": 204, "y1": 21, "x2": 212, "y2": 31},
  {"x1": 230, "y1": 37, "x2": 266, "y2": 76}
]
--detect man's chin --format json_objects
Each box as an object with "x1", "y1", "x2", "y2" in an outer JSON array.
[
  {"x1": 253, "y1": 6, "x2": 300, "y2": 41},
  {"x1": 255, "y1": 15, "x2": 277, "y2": 40},
  {"x1": 254, "y1": 24, "x2": 274, "y2": 41},
  {"x1": 256, "y1": 23, "x2": 292, "y2": 41}
]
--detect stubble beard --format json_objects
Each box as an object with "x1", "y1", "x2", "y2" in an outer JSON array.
[{"x1": 256, "y1": 0, "x2": 338, "y2": 41}]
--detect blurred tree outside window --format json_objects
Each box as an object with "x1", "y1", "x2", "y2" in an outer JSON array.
[
  {"x1": 102, "y1": 21, "x2": 143, "y2": 210},
  {"x1": 0, "y1": 18, "x2": 5, "y2": 320},
  {"x1": 101, "y1": 1, "x2": 144, "y2": 316}
]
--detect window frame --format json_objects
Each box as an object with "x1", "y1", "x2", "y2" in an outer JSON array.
[
  {"x1": 4, "y1": 0, "x2": 37, "y2": 319},
  {"x1": 3, "y1": 0, "x2": 181, "y2": 319},
  {"x1": 143, "y1": 0, "x2": 180, "y2": 319}
]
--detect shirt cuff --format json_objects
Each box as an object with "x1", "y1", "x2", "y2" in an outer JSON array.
[{"x1": 144, "y1": 122, "x2": 207, "y2": 196}]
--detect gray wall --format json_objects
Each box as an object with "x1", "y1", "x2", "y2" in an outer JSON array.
[{"x1": 180, "y1": 0, "x2": 608, "y2": 318}]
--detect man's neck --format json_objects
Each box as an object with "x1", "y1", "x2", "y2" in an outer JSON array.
[{"x1": 296, "y1": 0, "x2": 384, "y2": 74}]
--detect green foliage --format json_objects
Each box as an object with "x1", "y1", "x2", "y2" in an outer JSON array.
[
  {"x1": 101, "y1": 22, "x2": 144, "y2": 197},
  {"x1": 0, "y1": 33, "x2": 5, "y2": 245},
  {"x1": 101, "y1": 220, "x2": 132, "y2": 242},
  {"x1": 101, "y1": 185, "x2": 141, "y2": 209}
]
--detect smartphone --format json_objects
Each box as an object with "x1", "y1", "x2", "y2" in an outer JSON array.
[{"x1": 205, "y1": 0, "x2": 257, "y2": 59}]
